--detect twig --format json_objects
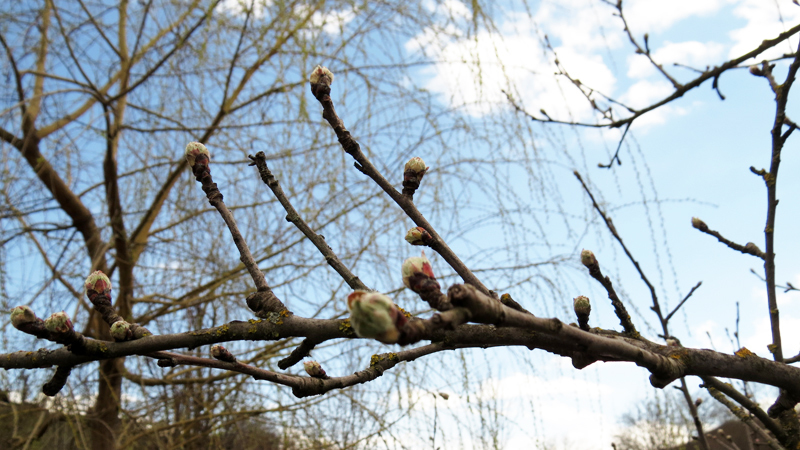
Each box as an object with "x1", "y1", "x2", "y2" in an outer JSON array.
[
  {"x1": 702, "y1": 376, "x2": 786, "y2": 443},
  {"x1": 690, "y1": 218, "x2": 765, "y2": 259},
  {"x1": 665, "y1": 281, "x2": 702, "y2": 322},
  {"x1": 598, "y1": 122, "x2": 630, "y2": 168},
  {"x1": 309, "y1": 72, "x2": 493, "y2": 298},
  {"x1": 675, "y1": 377, "x2": 710, "y2": 450},
  {"x1": 705, "y1": 385, "x2": 785, "y2": 450},
  {"x1": 248, "y1": 151, "x2": 370, "y2": 292}
]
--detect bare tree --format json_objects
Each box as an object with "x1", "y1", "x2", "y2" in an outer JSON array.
[{"x1": 2, "y1": 1, "x2": 800, "y2": 449}]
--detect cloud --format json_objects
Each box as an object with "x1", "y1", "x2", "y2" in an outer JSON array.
[
  {"x1": 406, "y1": 9, "x2": 617, "y2": 120},
  {"x1": 623, "y1": 0, "x2": 732, "y2": 35},
  {"x1": 729, "y1": 0, "x2": 800, "y2": 60}
]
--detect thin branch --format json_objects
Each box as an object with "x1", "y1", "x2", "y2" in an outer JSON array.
[
  {"x1": 665, "y1": 281, "x2": 703, "y2": 322},
  {"x1": 702, "y1": 376, "x2": 787, "y2": 443},
  {"x1": 705, "y1": 385, "x2": 786, "y2": 450},
  {"x1": 691, "y1": 217, "x2": 765, "y2": 259},
  {"x1": 248, "y1": 152, "x2": 370, "y2": 292}
]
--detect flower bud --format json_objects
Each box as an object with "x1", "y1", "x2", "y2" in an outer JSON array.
[
  {"x1": 573, "y1": 296, "x2": 591, "y2": 316},
  {"x1": 11, "y1": 305, "x2": 38, "y2": 329},
  {"x1": 580, "y1": 249, "x2": 597, "y2": 268},
  {"x1": 309, "y1": 65, "x2": 334, "y2": 85},
  {"x1": 405, "y1": 226, "x2": 431, "y2": 246},
  {"x1": 404, "y1": 157, "x2": 427, "y2": 174},
  {"x1": 44, "y1": 312, "x2": 73, "y2": 334},
  {"x1": 303, "y1": 360, "x2": 328, "y2": 378},
  {"x1": 346, "y1": 291, "x2": 407, "y2": 344},
  {"x1": 85, "y1": 270, "x2": 112, "y2": 296},
  {"x1": 695, "y1": 398, "x2": 703, "y2": 407},
  {"x1": 401, "y1": 251, "x2": 437, "y2": 292},
  {"x1": 110, "y1": 320, "x2": 132, "y2": 341},
  {"x1": 691, "y1": 217, "x2": 708, "y2": 232},
  {"x1": 210, "y1": 344, "x2": 236, "y2": 362},
  {"x1": 439, "y1": 392, "x2": 450, "y2": 400},
  {"x1": 744, "y1": 242, "x2": 761, "y2": 254},
  {"x1": 185, "y1": 142, "x2": 210, "y2": 167},
  {"x1": 402, "y1": 157, "x2": 429, "y2": 197}
]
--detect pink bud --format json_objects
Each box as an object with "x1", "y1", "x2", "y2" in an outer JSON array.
[
  {"x1": 85, "y1": 270, "x2": 112, "y2": 296},
  {"x1": 185, "y1": 142, "x2": 210, "y2": 167},
  {"x1": 44, "y1": 312, "x2": 74, "y2": 334},
  {"x1": 346, "y1": 291, "x2": 406, "y2": 344},
  {"x1": 401, "y1": 252, "x2": 437, "y2": 293}
]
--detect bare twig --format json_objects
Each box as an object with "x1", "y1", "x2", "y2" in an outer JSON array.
[
  {"x1": 702, "y1": 376, "x2": 786, "y2": 443},
  {"x1": 690, "y1": 217, "x2": 765, "y2": 259},
  {"x1": 248, "y1": 151, "x2": 370, "y2": 292}
]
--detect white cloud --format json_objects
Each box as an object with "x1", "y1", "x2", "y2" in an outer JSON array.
[
  {"x1": 623, "y1": 0, "x2": 732, "y2": 35},
  {"x1": 729, "y1": 0, "x2": 800, "y2": 60},
  {"x1": 406, "y1": 10, "x2": 617, "y2": 120},
  {"x1": 310, "y1": 8, "x2": 356, "y2": 35},
  {"x1": 217, "y1": 0, "x2": 272, "y2": 19}
]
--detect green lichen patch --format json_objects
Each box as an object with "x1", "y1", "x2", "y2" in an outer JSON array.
[{"x1": 339, "y1": 318, "x2": 354, "y2": 336}]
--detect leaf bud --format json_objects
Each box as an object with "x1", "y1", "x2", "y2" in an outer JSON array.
[
  {"x1": 110, "y1": 320, "x2": 132, "y2": 341},
  {"x1": 405, "y1": 226, "x2": 432, "y2": 246},
  {"x1": 573, "y1": 296, "x2": 591, "y2": 316},
  {"x1": 580, "y1": 249, "x2": 597, "y2": 268},
  {"x1": 44, "y1": 312, "x2": 74, "y2": 334},
  {"x1": 210, "y1": 344, "x2": 236, "y2": 362},
  {"x1": 303, "y1": 360, "x2": 328, "y2": 378},
  {"x1": 346, "y1": 291, "x2": 406, "y2": 344},
  {"x1": 185, "y1": 142, "x2": 210, "y2": 167},
  {"x1": 10, "y1": 305, "x2": 39, "y2": 329},
  {"x1": 404, "y1": 157, "x2": 427, "y2": 174},
  {"x1": 402, "y1": 157, "x2": 429, "y2": 197},
  {"x1": 85, "y1": 270, "x2": 112, "y2": 296},
  {"x1": 691, "y1": 217, "x2": 708, "y2": 232}
]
